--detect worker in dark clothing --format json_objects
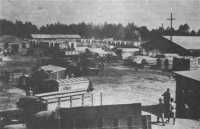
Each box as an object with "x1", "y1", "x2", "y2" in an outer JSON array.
[
  {"x1": 157, "y1": 98, "x2": 165, "y2": 126},
  {"x1": 164, "y1": 59, "x2": 169, "y2": 71},
  {"x1": 156, "y1": 58, "x2": 161, "y2": 69},
  {"x1": 87, "y1": 80, "x2": 94, "y2": 92},
  {"x1": 170, "y1": 98, "x2": 176, "y2": 125},
  {"x1": 162, "y1": 88, "x2": 171, "y2": 122}
]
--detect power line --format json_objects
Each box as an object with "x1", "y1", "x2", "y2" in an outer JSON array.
[{"x1": 167, "y1": 11, "x2": 175, "y2": 41}]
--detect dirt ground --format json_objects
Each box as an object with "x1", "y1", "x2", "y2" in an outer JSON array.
[
  {"x1": 0, "y1": 62, "x2": 200, "y2": 129},
  {"x1": 88, "y1": 63, "x2": 175, "y2": 106},
  {"x1": 87, "y1": 63, "x2": 200, "y2": 129}
]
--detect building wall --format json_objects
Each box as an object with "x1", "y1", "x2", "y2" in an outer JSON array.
[
  {"x1": 173, "y1": 58, "x2": 190, "y2": 71},
  {"x1": 31, "y1": 39, "x2": 78, "y2": 50},
  {"x1": 49, "y1": 70, "x2": 66, "y2": 80},
  {"x1": 59, "y1": 103, "x2": 143, "y2": 129},
  {"x1": 176, "y1": 75, "x2": 200, "y2": 119},
  {"x1": 190, "y1": 57, "x2": 200, "y2": 70},
  {"x1": 142, "y1": 49, "x2": 161, "y2": 57},
  {"x1": 189, "y1": 49, "x2": 200, "y2": 56},
  {"x1": 49, "y1": 72, "x2": 57, "y2": 80},
  {"x1": 4, "y1": 42, "x2": 29, "y2": 55}
]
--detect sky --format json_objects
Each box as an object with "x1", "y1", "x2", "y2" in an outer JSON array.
[{"x1": 0, "y1": 0, "x2": 200, "y2": 31}]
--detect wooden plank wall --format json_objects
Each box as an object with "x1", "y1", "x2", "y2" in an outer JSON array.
[{"x1": 59, "y1": 103, "x2": 143, "y2": 129}]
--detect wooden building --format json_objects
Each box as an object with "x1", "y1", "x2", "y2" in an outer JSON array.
[
  {"x1": 30, "y1": 34, "x2": 81, "y2": 50},
  {"x1": 165, "y1": 36, "x2": 200, "y2": 56},
  {"x1": 174, "y1": 70, "x2": 200, "y2": 119},
  {"x1": 141, "y1": 36, "x2": 190, "y2": 56},
  {"x1": 40, "y1": 65, "x2": 66, "y2": 80},
  {"x1": 0, "y1": 35, "x2": 29, "y2": 55},
  {"x1": 59, "y1": 103, "x2": 144, "y2": 129}
]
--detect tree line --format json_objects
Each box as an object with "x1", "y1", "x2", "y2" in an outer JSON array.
[{"x1": 1, "y1": 19, "x2": 200, "y2": 40}]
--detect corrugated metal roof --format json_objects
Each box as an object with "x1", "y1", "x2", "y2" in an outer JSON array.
[
  {"x1": 164, "y1": 36, "x2": 200, "y2": 50},
  {"x1": 31, "y1": 34, "x2": 81, "y2": 39},
  {"x1": 174, "y1": 70, "x2": 200, "y2": 82},
  {"x1": 41, "y1": 65, "x2": 66, "y2": 73}
]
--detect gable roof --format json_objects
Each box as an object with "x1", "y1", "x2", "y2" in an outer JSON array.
[
  {"x1": 31, "y1": 34, "x2": 81, "y2": 39},
  {"x1": 174, "y1": 70, "x2": 200, "y2": 82},
  {"x1": 164, "y1": 36, "x2": 200, "y2": 50},
  {"x1": 141, "y1": 36, "x2": 190, "y2": 55}
]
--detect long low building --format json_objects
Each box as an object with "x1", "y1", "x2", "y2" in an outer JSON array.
[{"x1": 30, "y1": 34, "x2": 81, "y2": 50}]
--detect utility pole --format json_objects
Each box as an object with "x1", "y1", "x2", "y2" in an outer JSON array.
[{"x1": 167, "y1": 10, "x2": 175, "y2": 41}]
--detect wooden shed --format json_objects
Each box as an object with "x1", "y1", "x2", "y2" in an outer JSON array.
[
  {"x1": 40, "y1": 65, "x2": 66, "y2": 80},
  {"x1": 174, "y1": 70, "x2": 200, "y2": 119}
]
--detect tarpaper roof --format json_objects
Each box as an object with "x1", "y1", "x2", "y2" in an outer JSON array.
[
  {"x1": 174, "y1": 70, "x2": 200, "y2": 82},
  {"x1": 142, "y1": 36, "x2": 189, "y2": 55},
  {"x1": 164, "y1": 36, "x2": 200, "y2": 50}
]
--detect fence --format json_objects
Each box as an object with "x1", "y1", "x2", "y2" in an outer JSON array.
[{"x1": 35, "y1": 90, "x2": 103, "y2": 110}]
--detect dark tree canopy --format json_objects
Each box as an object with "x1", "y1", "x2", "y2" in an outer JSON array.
[
  {"x1": 0, "y1": 19, "x2": 200, "y2": 41},
  {"x1": 177, "y1": 24, "x2": 190, "y2": 35},
  {"x1": 0, "y1": 19, "x2": 38, "y2": 38}
]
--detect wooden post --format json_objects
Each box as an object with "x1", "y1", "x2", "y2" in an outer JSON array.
[
  {"x1": 81, "y1": 94, "x2": 84, "y2": 106},
  {"x1": 73, "y1": 119, "x2": 76, "y2": 129},
  {"x1": 58, "y1": 97, "x2": 61, "y2": 107},
  {"x1": 91, "y1": 93, "x2": 94, "y2": 106},
  {"x1": 57, "y1": 111, "x2": 61, "y2": 129},
  {"x1": 70, "y1": 96, "x2": 72, "y2": 108},
  {"x1": 100, "y1": 92, "x2": 103, "y2": 105},
  {"x1": 56, "y1": 98, "x2": 61, "y2": 129}
]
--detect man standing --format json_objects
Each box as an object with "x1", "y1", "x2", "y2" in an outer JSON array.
[
  {"x1": 162, "y1": 88, "x2": 171, "y2": 122},
  {"x1": 157, "y1": 98, "x2": 165, "y2": 126}
]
